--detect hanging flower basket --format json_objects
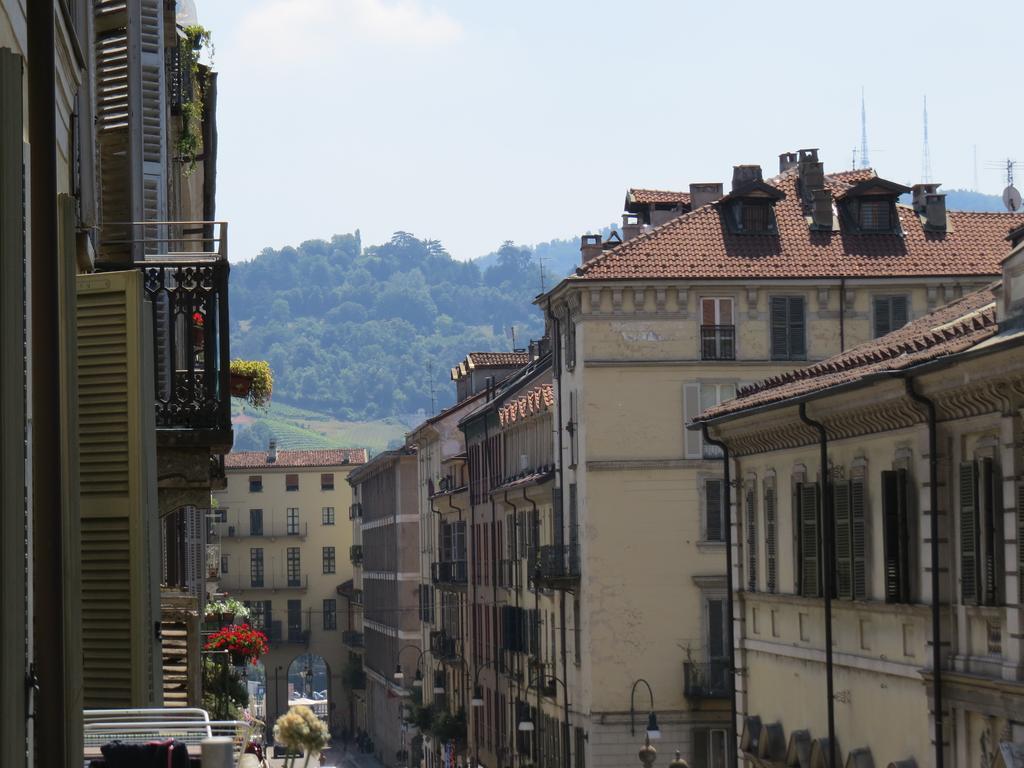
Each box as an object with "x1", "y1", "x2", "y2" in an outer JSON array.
[
  {"x1": 229, "y1": 359, "x2": 273, "y2": 409},
  {"x1": 204, "y1": 623, "x2": 269, "y2": 663},
  {"x1": 230, "y1": 373, "x2": 252, "y2": 398}
]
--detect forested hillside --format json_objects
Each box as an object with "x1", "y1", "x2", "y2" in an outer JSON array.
[{"x1": 229, "y1": 232, "x2": 557, "y2": 422}]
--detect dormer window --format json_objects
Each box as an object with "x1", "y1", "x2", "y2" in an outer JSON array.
[
  {"x1": 858, "y1": 198, "x2": 891, "y2": 231},
  {"x1": 718, "y1": 166, "x2": 785, "y2": 235},
  {"x1": 728, "y1": 200, "x2": 778, "y2": 234},
  {"x1": 835, "y1": 178, "x2": 910, "y2": 234}
]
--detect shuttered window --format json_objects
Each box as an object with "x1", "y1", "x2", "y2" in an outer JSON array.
[
  {"x1": 834, "y1": 479, "x2": 868, "y2": 600},
  {"x1": 321, "y1": 473, "x2": 334, "y2": 491},
  {"x1": 873, "y1": 296, "x2": 909, "y2": 338},
  {"x1": 287, "y1": 548, "x2": 301, "y2": 587},
  {"x1": 248, "y1": 475, "x2": 262, "y2": 492},
  {"x1": 323, "y1": 599, "x2": 337, "y2": 631},
  {"x1": 797, "y1": 482, "x2": 821, "y2": 597},
  {"x1": 286, "y1": 473, "x2": 299, "y2": 491},
  {"x1": 882, "y1": 470, "x2": 912, "y2": 603},
  {"x1": 249, "y1": 508, "x2": 263, "y2": 536},
  {"x1": 959, "y1": 462, "x2": 980, "y2": 604},
  {"x1": 250, "y1": 548, "x2": 264, "y2": 587},
  {"x1": 769, "y1": 297, "x2": 806, "y2": 361},
  {"x1": 706, "y1": 479, "x2": 726, "y2": 543},
  {"x1": 707, "y1": 598, "x2": 727, "y2": 663},
  {"x1": 745, "y1": 486, "x2": 757, "y2": 591},
  {"x1": 980, "y1": 458, "x2": 1003, "y2": 605},
  {"x1": 764, "y1": 485, "x2": 778, "y2": 593}
]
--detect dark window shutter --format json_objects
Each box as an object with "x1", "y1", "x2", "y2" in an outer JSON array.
[
  {"x1": 788, "y1": 297, "x2": 806, "y2": 358},
  {"x1": 882, "y1": 471, "x2": 902, "y2": 602},
  {"x1": 891, "y1": 296, "x2": 908, "y2": 329},
  {"x1": 799, "y1": 483, "x2": 820, "y2": 597},
  {"x1": 706, "y1": 479, "x2": 724, "y2": 542},
  {"x1": 959, "y1": 461, "x2": 980, "y2": 604},
  {"x1": 745, "y1": 488, "x2": 757, "y2": 591},
  {"x1": 707, "y1": 599, "x2": 725, "y2": 659},
  {"x1": 873, "y1": 297, "x2": 890, "y2": 337},
  {"x1": 851, "y1": 477, "x2": 867, "y2": 599},
  {"x1": 833, "y1": 481, "x2": 852, "y2": 599},
  {"x1": 764, "y1": 488, "x2": 778, "y2": 593},
  {"x1": 770, "y1": 297, "x2": 789, "y2": 359},
  {"x1": 981, "y1": 458, "x2": 1002, "y2": 605},
  {"x1": 693, "y1": 728, "x2": 709, "y2": 768}
]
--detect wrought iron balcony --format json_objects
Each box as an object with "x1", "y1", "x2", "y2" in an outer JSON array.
[
  {"x1": 700, "y1": 325, "x2": 736, "y2": 361},
  {"x1": 430, "y1": 631, "x2": 460, "y2": 662},
  {"x1": 529, "y1": 543, "x2": 580, "y2": 589},
  {"x1": 99, "y1": 222, "x2": 232, "y2": 449},
  {"x1": 219, "y1": 574, "x2": 309, "y2": 592},
  {"x1": 431, "y1": 560, "x2": 468, "y2": 588},
  {"x1": 683, "y1": 660, "x2": 731, "y2": 699},
  {"x1": 350, "y1": 545, "x2": 363, "y2": 565},
  {"x1": 267, "y1": 620, "x2": 311, "y2": 647},
  {"x1": 342, "y1": 630, "x2": 364, "y2": 648},
  {"x1": 213, "y1": 521, "x2": 308, "y2": 540},
  {"x1": 349, "y1": 502, "x2": 363, "y2": 519}
]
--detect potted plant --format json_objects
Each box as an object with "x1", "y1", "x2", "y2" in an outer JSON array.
[
  {"x1": 205, "y1": 596, "x2": 249, "y2": 624},
  {"x1": 204, "y1": 623, "x2": 269, "y2": 665},
  {"x1": 230, "y1": 359, "x2": 273, "y2": 409}
]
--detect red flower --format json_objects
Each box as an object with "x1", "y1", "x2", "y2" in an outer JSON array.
[
  {"x1": 193, "y1": 311, "x2": 205, "y2": 326},
  {"x1": 204, "y1": 623, "x2": 269, "y2": 661}
]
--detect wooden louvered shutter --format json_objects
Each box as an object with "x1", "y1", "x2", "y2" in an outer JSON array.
[
  {"x1": 873, "y1": 297, "x2": 889, "y2": 337},
  {"x1": 745, "y1": 487, "x2": 757, "y2": 591},
  {"x1": 959, "y1": 461, "x2": 980, "y2": 605},
  {"x1": 891, "y1": 296, "x2": 908, "y2": 331},
  {"x1": 799, "y1": 483, "x2": 820, "y2": 597},
  {"x1": 0, "y1": 47, "x2": 28, "y2": 768},
  {"x1": 833, "y1": 481, "x2": 852, "y2": 599},
  {"x1": 706, "y1": 479, "x2": 724, "y2": 543},
  {"x1": 134, "y1": 0, "x2": 167, "y2": 253},
  {"x1": 78, "y1": 270, "x2": 159, "y2": 707},
  {"x1": 882, "y1": 470, "x2": 910, "y2": 603},
  {"x1": 788, "y1": 297, "x2": 806, "y2": 358},
  {"x1": 764, "y1": 487, "x2": 778, "y2": 593},
  {"x1": 770, "y1": 297, "x2": 788, "y2": 359},
  {"x1": 851, "y1": 477, "x2": 867, "y2": 599},
  {"x1": 981, "y1": 458, "x2": 1003, "y2": 606}
]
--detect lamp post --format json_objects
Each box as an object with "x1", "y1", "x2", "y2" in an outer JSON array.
[
  {"x1": 516, "y1": 673, "x2": 570, "y2": 768},
  {"x1": 629, "y1": 679, "x2": 661, "y2": 740},
  {"x1": 469, "y1": 659, "x2": 498, "y2": 768},
  {"x1": 395, "y1": 644, "x2": 428, "y2": 688}
]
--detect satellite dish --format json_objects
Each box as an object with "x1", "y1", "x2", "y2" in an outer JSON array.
[{"x1": 1003, "y1": 184, "x2": 1022, "y2": 212}]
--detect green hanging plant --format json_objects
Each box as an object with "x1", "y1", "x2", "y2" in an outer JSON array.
[
  {"x1": 176, "y1": 24, "x2": 213, "y2": 176},
  {"x1": 230, "y1": 359, "x2": 273, "y2": 410}
]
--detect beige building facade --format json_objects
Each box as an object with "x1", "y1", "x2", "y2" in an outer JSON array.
[
  {"x1": 692, "y1": 236, "x2": 1024, "y2": 768},
  {"x1": 214, "y1": 444, "x2": 367, "y2": 733}
]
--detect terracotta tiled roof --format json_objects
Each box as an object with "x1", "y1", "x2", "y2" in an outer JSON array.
[
  {"x1": 576, "y1": 169, "x2": 1024, "y2": 281},
  {"x1": 225, "y1": 448, "x2": 368, "y2": 469},
  {"x1": 466, "y1": 351, "x2": 530, "y2": 368},
  {"x1": 628, "y1": 188, "x2": 692, "y2": 205},
  {"x1": 696, "y1": 286, "x2": 1000, "y2": 422},
  {"x1": 498, "y1": 383, "x2": 554, "y2": 426}
]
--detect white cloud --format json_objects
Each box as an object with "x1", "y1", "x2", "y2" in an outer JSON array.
[{"x1": 233, "y1": 0, "x2": 462, "y2": 68}]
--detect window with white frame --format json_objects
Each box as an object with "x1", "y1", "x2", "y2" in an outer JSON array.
[{"x1": 684, "y1": 382, "x2": 737, "y2": 459}]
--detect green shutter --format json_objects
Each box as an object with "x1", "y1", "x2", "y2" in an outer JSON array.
[
  {"x1": 833, "y1": 481, "x2": 852, "y2": 599},
  {"x1": 799, "y1": 483, "x2": 820, "y2": 597},
  {"x1": 788, "y1": 297, "x2": 806, "y2": 358},
  {"x1": 764, "y1": 487, "x2": 777, "y2": 594},
  {"x1": 770, "y1": 298, "x2": 788, "y2": 359},
  {"x1": 851, "y1": 477, "x2": 867, "y2": 599},
  {"x1": 706, "y1": 479, "x2": 724, "y2": 542},
  {"x1": 959, "y1": 461, "x2": 980, "y2": 605},
  {"x1": 745, "y1": 488, "x2": 757, "y2": 592}
]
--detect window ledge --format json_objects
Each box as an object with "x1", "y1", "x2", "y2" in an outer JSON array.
[{"x1": 742, "y1": 591, "x2": 932, "y2": 618}]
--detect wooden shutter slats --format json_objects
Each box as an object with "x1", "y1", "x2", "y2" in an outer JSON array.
[
  {"x1": 788, "y1": 297, "x2": 806, "y2": 359},
  {"x1": 745, "y1": 488, "x2": 757, "y2": 592},
  {"x1": 799, "y1": 482, "x2": 820, "y2": 597},
  {"x1": 764, "y1": 487, "x2": 777, "y2": 594},
  {"x1": 706, "y1": 479, "x2": 724, "y2": 543},
  {"x1": 833, "y1": 481, "x2": 852, "y2": 599},
  {"x1": 851, "y1": 477, "x2": 867, "y2": 599},
  {"x1": 959, "y1": 461, "x2": 980, "y2": 605}
]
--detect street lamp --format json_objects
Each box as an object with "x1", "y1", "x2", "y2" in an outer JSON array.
[
  {"x1": 516, "y1": 673, "x2": 569, "y2": 733},
  {"x1": 471, "y1": 686, "x2": 484, "y2": 708},
  {"x1": 395, "y1": 644, "x2": 428, "y2": 685},
  {"x1": 630, "y1": 678, "x2": 661, "y2": 740}
]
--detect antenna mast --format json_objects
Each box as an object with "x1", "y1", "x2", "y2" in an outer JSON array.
[
  {"x1": 921, "y1": 96, "x2": 932, "y2": 183},
  {"x1": 427, "y1": 360, "x2": 436, "y2": 416},
  {"x1": 859, "y1": 87, "x2": 870, "y2": 169},
  {"x1": 538, "y1": 251, "x2": 546, "y2": 293}
]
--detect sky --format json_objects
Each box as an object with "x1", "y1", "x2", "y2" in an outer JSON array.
[{"x1": 195, "y1": 0, "x2": 1024, "y2": 263}]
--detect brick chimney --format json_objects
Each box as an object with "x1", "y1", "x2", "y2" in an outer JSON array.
[
  {"x1": 911, "y1": 183, "x2": 941, "y2": 214},
  {"x1": 267, "y1": 439, "x2": 277, "y2": 463},
  {"x1": 689, "y1": 182, "x2": 724, "y2": 210},
  {"x1": 811, "y1": 188, "x2": 834, "y2": 229},
  {"x1": 580, "y1": 234, "x2": 603, "y2": 263},
  {"x1": 732, "y1": 165, "x2": 763, "y2": 191},
  {"x1": 621, "y1": 214, "x2": 642, "y2": 241},
  {"x1": 924, "y1": 192, "x2": 947, "y2": 231},
  {"x1": 797, "y1": 148, "x2": 825, "y2": 203},
  {"x1": 779, "y1": 152, "x2": 799, "y2": 173}
]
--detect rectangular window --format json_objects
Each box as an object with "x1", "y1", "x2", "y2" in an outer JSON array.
[
  {"x1": 287, "y1": 507, "x2": 300, "y2": 535},
  {"x1": 684, "y1": 383, "x2": 737, "y2": 459},
  {"x1": 286, "y1": 473, "x2": 299, "y2": 491},
  {"x1": 741, "y1": 202, "x2": 770, "y2": 232},
  {"x1": 882, "y1": 469, "x2": 912, "y2": 603},
  {"x1": 873, "y1": 295, "x2": 909, "y2": 338},
  {"x1": 323, "y1": 599, "x2": 337, "y2": 630},
  {"x1": 220, "y1": 554, "x2": 229, "y2": 574},
  {"x1": 833, "y1": 478, "x2": 868, "y2": 600},
  {"x1": 565, "y1": 317, "x2": 577, "y2": 371},
  {"x1": 287, "y1": 547, "x2": 301, "y2": 587},
  {"x1": 797, "y1": 482, "x2": 821, "y2": 597},
  {"x1": 769, "y1": 296, "x2": 806, "y2": 361},
  {"x1": 246, "y1": 600, "x2": 272, "y2": 630},
  {"x1": 706, "y1": 598, "x2": 728, "y2": 680},
  {"x1": 249, "y1": 475, "x2": 263, "y2": 493},
  {"x1": 700, "y1": 297, "x2": 736, "y2": 360},
  {"x1": 323, "y1": 546, "x2": 336, "y2": 574},
  {"x1": 287, "y1": 599, "x2": 302, "y2": 643},
  {"x1": 321, "y1": 472, "x2": 334, "y2": 491},
  {"x1": 764, "y1": 485, "x2": 777, "y2": 594},
  {"x1": 705, "y1": 478, "x2": 726, "y2": 543},
  {"x1": 860, "y1": 199, "x2": 891, "y2": 231},
  {"x1": 573, "y1": 596, "x2": 581, "y2": 665},
  {"x1": 249, "y1": 508, "x2": 263, "y2": 536},
  {"x1": 250, "y1": 548, "x2": 264, "y2": 587},
  {"x1": 745, "y1": 485, "x2": 757, "y2": 592},
  {"x1": 322, "y1": 506, "x2": 335, "y2": 525}
]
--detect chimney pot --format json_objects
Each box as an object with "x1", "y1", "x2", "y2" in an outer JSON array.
[
  {"x1": 580, "y1": 234, "x2": 603, "y2": 263},
  {"x1": 621, "y1": 213, "x2": 642, "y2": 241},
  {"x1": 797, "y1": 149, "x2": 825, "y2": 203},
  {"x1": 779, "y1": 152, "x2": 799, "y2": 173},
  {"x1": 811, "y1": 188, "x2": 834, "y2": 229},
  {"x1": 911, "y1": 183, "x2": 941, "y2": 214},
  {"x1": 924, "y1": 192, "x2": 947, "y2": 230},
  {"x1": 689, "y1": 182, "x2": 724, "y2": 210},
  {"x1": 268, "y1": 439, "x2": 277, "y2": 463},
  {"x1": 731, "y1": 165, "x2": 763, "y2": 191}
]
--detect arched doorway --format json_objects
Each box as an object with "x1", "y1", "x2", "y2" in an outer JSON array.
[{"x1": 287, "y1": 653, "x2": 331, "y2": 724}]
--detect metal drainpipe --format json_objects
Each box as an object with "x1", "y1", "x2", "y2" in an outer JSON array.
[
  {"x1": 700, "y1": 425, "x2": 738, "y2": 767},
  {"x1": 447, "y1": 493, "x2": 469, "y2": 710},
  {"x1": 839, "y1": 278, "x2": 846, "y2": 353},
  {"x1": 546, "y1": 298, "x2": 572, "y2": 768},
  {"x1": 905, "y1": 378, "x2": 945, "y2": 768},
  {"x1": 523, "y1": 487, "x2": 542, "y2": 767},
  {"x1": 506, "y1": 491, "x2": 522, "y2": 762},
  {"x1": 796, "y1": 403, "x2": 837, "y2": 764}
]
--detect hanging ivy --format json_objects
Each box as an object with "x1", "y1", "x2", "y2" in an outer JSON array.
[{"x1": 176, "y1": 24, "x2": 213, "y2": 176}]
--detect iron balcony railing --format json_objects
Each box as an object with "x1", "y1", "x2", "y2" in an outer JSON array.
[
  {"x1": 683, "y1": 660, "x2": 732, "y2": 699},
  {"x1": 529, "y1": 542, "x2": 580, "y2": 588},
  {"x1": 219, "y1": 574, "x2": 309, "y2": 592},
  {"x1": 431, "y1": 560, "x2": 468, "y2": 587},
  {"x1": 267, "y1": 620, "x2": 311, "y2": 647},
  {"x1": 214, "y1": 521, "x2": 309, "y2": 539},
  {"x1": 700, "y1": 324, "x2": 736, "y2": 361},
  {"x1": 430, "y1": 631, "x2": 460, "y2": 662},
  {"x1": 342, "y1": 630, "x2": 364, "y2": 648}
]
